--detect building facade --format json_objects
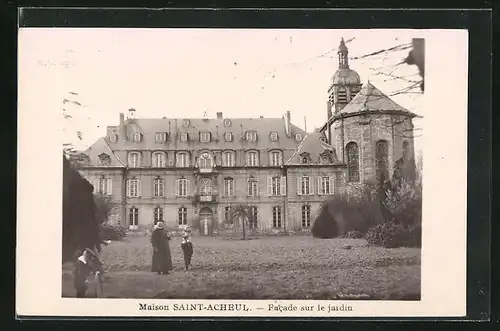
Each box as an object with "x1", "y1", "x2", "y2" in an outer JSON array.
[{"x1": 77, "y1": 38, "x2": 417, "y2": 234}]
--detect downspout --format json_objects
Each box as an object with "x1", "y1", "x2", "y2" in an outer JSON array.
[
  {"x1": 341, "y1": 114, "x2": 346, "y2": 163},
  {"x1": 121, "y1": 168, "x2": 128, "y2": 228},
  {"x1": 282, "y1": 164, "x2": 288, "y2": 233}
]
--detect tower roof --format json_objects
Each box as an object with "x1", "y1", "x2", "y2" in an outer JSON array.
[
  {"x1": 331, "y1": 37, "x2": 360, "y2": 85},
  {"x1": 338, "y1": 37, "x2": 348, "y2": 54},
  {"x1": 285, "y1": 131, "x2": 339, "y2": 165},
  {"x1": 336, "y1": 81, "x2": 417, "y2": 116}
]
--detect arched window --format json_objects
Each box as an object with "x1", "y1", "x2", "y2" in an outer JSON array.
[
  {"x1": 402, "y1": 141, "x2": 410, "y2": 161},
  {"x1": 346, "y1": 142, "x2": 360, "y2": 182},
  {"x1": 176, "y1": 152, "x2": 189, "y2": 167},
  {"x1": 246, "y1": 151, "x2": 259, "y2": 167},
  {"x1": 269, "y1": 150, "x2": 282, "y2": 166},
  {"x1": 200, "y1": 178, "x2": 212, "y2": 196},
  {"x1": 375, "y1": 140, "x2": 389, "y2": 184},
  {"x1": 152, "y1": 151, "x2": 166, "y2": 168},
  {"x1": 199, "y1": 152, "x2": 213, "y2": 170},
  {"x1": 301, "y1": 156, "x2": 311, "y2": 164},
  {"x1": 128, "y1": 152, "x2": 140, "y2": 168},
  {"x1": 222, "y1": 151, "x2": 236, "y2": 167}
]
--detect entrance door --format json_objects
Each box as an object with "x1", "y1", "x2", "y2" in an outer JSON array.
[{"x1": 199, "y1": 207, "x2": 213, "y2": 236}]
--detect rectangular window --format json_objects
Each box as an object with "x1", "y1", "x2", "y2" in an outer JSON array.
[
  {"x1": 98, "y1": 177, "x2": 112, "y2": 195},
  {"x1": 302, "y1": 176, "x2": 311, "y2": 195},
  {"x1": 247, "y1": 179, "x2": 259, "y2": 196},
  {"x1": 154, "y1": 207, "x2": 163, "y2": 224},
  {"x1": 155, "y1": 132, "x2": 167, "y2": 143},
  {"x1": 272, "y1": 177, "x2": 280, "y2": 196},
  {"x1": 129, "y1": 153, "x2": 140, "y2": 167},
  {"x1": 153, "y1": 178, "x2": 164, "y2": 197},
  {"x1": 129, "y1": 207, "x2": 139, "y2": 228},
  {"x1": 318, "y1": 176, "x2": 334, "y2": 195},
  {"x1": 223, "y1": 178, "x2": 234, "y2": 196},
  {"x1": 246, "y1": 131, "x2": 257, "y2": 142},
  {"x1": 152, "y1": 152, "x2": 166, "y2": 167},
  {"x1": 224, "y1": 206, "x2": 231, "y2": 223},
  {"x1": 249, "y1": 206, "x2": 258, "y2": 229},
  {"x1": 180, "y1": 132, "x2": 189, "y2": 142},
  {"x1": 247, "y1": 152, "x2": 258, "y2": 166},
  {"x1": 268, "y1": 176, "x2": 286, "y2": 196},
  {"x1": 270, "y1": 151, "x2": 282, "y2": 166},
  {"x1": 176, "y1": 153, "x2": 189, "y2": 167},
  {"x1": 176, "y1": 178, "x2": 189, "y2": 197},
  {"x1": 127, "y1": 179, "x2": 141, "y2": 197},
  {"x1": 199, "y1": 132, "x2": 211, "y2": 142},
  {"x1": 178, "y1": 207, "x2": 187, "y2": 226},
  {"x1": 223, "y1": 152, "x2": 235, "y2": 167},
  {"x1": 301, "y1": 205, "x2": 311, "y2": 227},
  {"x1": 272, "y1": 206, "x2": 282, "y2": 228}
]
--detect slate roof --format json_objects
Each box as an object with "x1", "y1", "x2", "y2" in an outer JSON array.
[
  {"x1": 108, "y1": 117, "x2": 307, "y2": 151},
  {"x1": 335, "y1": 81, "x2": 415, "y2": 116},
  {"x1": 84, "y1": 137, "x2": 126, "y2": 167},
  {"x1": 285, "y1": 131, "x2": 339, "y2": 165}
]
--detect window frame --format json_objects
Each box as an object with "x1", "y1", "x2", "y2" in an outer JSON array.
[
  {"x1": 247, "y1": 178, "x2": 259, "y2": 196},
  {"x1": 346, "y1": 141, "x2": 360, "y2": 182},
  {"x1": 301, "y1": 204, "x2": 311, "y2": 228},
  {"x1": 128, "y1": 152, "x2": 140, "y2": 168},
  {"x1": 129, "y1": 207, "x2": 139, "y2": 227},
  {"x1": 223, "y1": 177, "x2": 235, "y2": 196},
  {"x1": 270, "y1": 150, "x2": 282, "y2": 167},
  {"x1": 153, "y1": 177, "x2": 165, "y2": 197},
  {"x1": 247, "y1": 151, "x2": 259, "y2": 167},
  {"x1": 178, "y1": 207, "x2": 188, "y2": 226},
  {"x1": 222, "y1": 151, "x2": 235, "y2": 167},
  {"x1": 199, "y1": 132, "x2": 211, "y2": 143},
  {"x1": 155, "y1": 132, "x2": 167, "y2": 143},
  {"x1": 176, "y1": 152, "x2": 189, "y2": 167},
  {"x1": 272, "y1": 206, "x2": 282, "y2": 228},
  {"x1": 153, "y1": 206, "x2": 164, "y2": 224}
]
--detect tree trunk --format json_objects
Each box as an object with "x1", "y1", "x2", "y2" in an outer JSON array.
[{"x1": 242, "y1": 216, "x2": 247, "y2": 240}]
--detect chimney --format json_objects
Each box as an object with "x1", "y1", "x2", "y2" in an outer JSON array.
[
  {"x1": 285, "y1": 110, "x2": 291, "y2": 137},
  {"x1": 217, "y1": 112, "x2": 223, "y2": 119},
  {"x1": 119, "y1": 112, "x2": 126, "y2": 141}
]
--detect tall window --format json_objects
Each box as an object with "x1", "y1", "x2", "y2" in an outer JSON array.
[
  {"x1": 223, "y1": 177, "x2": 234, "y2": 196},
  {"x1": 128, "y1": 152, "x2": 140, "y2": 168},
  {"x1": 222, "y1": 151, "x2": 235, "y2": 167},
  {"x1": 247, "y1": 178, "x2": 259, "y2": 196},
  {"x1": 224, "y1": 206, "x2": 232, "y2": 223},
  {"x1": 346, "y1": 142, "x2": 360, "y2": 182},
  {"x1": 199, "y1": 152, "x2": 213, "y2": 170},
  {"x1": 98, "y1": 177, "x2": 112, "y2": 196},
  {"x1": 133, "y1": 132, "x2": 142, "y2": 142},
  {"x1": 176, "y1": 178, "x2": 189, "y2": 197},
  {"x1": 318, "y1": 176, "x2": 334, "y2": 195},
  {"x1": 176, "y1": 152, "x2": 189, "y2": 167},
  {"x1": 247, "y1": 151, "x2": 258, "y2": 167},
  {"x1": 127, "y1": 178, "x2": 141, "y2": 197},
  {"x1": 270, "y1": 151, "x2": 282, "y2": 166},
  {"x1": 375, "y1": 140, "x2": 389, "y2": 184},
  {"x1": 402, "y1": 141, "x2": 410, "y2": 160},
  {"x1": 154, "y1": 207, "x2": 163, "y2": 224},
  {"x1": 152, "y1": 152, "x2": 166, "y2": 168},
  {"x1": 178, "y1": 207, "x2": 187, "y2": 226},
  {"x1": 153, "y1": 178, "x2": 164, "y2": 197},
  {"x1": 297, "y1": 176, "x2": 313, "y2": 195},
  {"x1": 268, "y1": 176, "x2": 286, "y2": 196},
  {"x1": 301, "y1": 205, "x2": 311, "y2": 227},
  {"x1": 272, "y1": 206, "x2": 282, "y2": 228},
  {"x1": 129, "y1": 207, "x2": 139, "y2": 228},
  {"x1": 249, "y1": 206, "x2": 258, "y2": 229},
  {"x1": 200, "y1": 178, "x2": 212, "y2": 196}
]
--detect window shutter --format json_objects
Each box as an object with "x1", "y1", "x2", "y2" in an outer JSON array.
[
  {"x1": 137, "y1": 180, "x2": 142, "y2": 197},
  {"x1": 329, "y1": 176, "x2": 335, "y2": 194},
  {"x1": 186, "y1": 179, "x2": 191, "y2": 196},
  {"x1": 280, "y1": 176, "x2": 287, "y2": 196},
  {"x1": 297, "y1": 177, "x2": 302, "y2": 195},
  {"x1": 309, "y1": 176, "x2": 314, "y2": 195},
  {"x1": 267, "y1": 177, "x2": 272, "y2": 196},
  {"x1": 126, "y1": 180, "x2": 131, "y2": 197},
  {"x1": 175, "y1": 179, "x2": 179, "y2": 196},
  {"x1": 107, "y1": 178, "x2": 112, "y2": 195},
  {"x1": 317, "y1": 177, "x2": 322, "y2": 195}
]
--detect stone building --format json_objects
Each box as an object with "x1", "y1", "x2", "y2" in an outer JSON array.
[{"x1": 77, "y1": 38, "x2": 417, "y2": 234}]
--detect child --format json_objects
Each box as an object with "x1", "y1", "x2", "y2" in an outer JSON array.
[{"x1": 180, "y1": 232, "x2": 193, "y2": 271}]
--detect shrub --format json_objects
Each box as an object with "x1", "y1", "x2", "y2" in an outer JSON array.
[
  {"x1": 311, "y1": 204, "x2": 339, "y2": 238},
  {"x1": 99, "y1": 224, "x2": 127, "y2": 241},
  {"x1": 365, "y1": 222, "x2": 420, "y2": 248}
]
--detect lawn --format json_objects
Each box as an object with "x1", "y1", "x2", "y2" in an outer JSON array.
[{"x1": 62, "y1": 234, "x2": 421, "y2": 300}]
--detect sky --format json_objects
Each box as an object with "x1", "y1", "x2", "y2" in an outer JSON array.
[{"x1": 18, "y1": 28, "x2": 424, "y2": 152}]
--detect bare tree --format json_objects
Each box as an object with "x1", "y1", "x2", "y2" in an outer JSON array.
[{"x1": 231, "y1": 204, "x2": 250, "y2": 240}]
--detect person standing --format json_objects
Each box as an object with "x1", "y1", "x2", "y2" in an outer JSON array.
[
  {"x1": 181, "y1": 232, "x2": 194, "y2": 271},
  {"x1": 73, "y1": 248, "x2": 95, "y2": 298},
  {"x1": 151, "y1": 222, "x2": 173, "y2": 275}
]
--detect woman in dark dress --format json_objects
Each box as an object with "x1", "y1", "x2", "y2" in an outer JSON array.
[{"x1": 151, "y1": 222, "x2": 173, "y2": 275}]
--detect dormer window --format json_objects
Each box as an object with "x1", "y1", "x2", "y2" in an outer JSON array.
[
  {"x1": 270, "y1": 132, "x2": 278, "y2": 142},
  {"x1": 200, "y1": 132, "x2": 211, "y2": 143},
  {"x1": 246, "y1": 131, "x2": 257, "y2": 142},
  {"x1": 183, "y1": 119, "x2": 190, "y2": 127},
  {"x1": 302, "y1": 156, "x2": 310, "y2": 164},
  {"x1": 155, "y1": 132, "x2": 167, "y2": 143},
  {"x1": 224, "y1": 119, "x2": 232, "y2": 127},
  {"x1": 133, "y1": 132, "x2": 142, "y2": 142},
  {"x1": 295, "y1": 133, "x2": 302, "y2": 142},
  {"x1": 180, "y1": 132, "x2": 188, "y2": 142},
  {"x1": 224, "y1": 132, "x2": 233, "y2": 142},
  {"x1": 98, "y1": 153, "x2": 111, "y2": 166},
  {"x1": 110, "y1": 134, "x2": 118, "y2": 143},
  {"x1": 320, "y1": 155, "x2": 330, "y2": 164}
]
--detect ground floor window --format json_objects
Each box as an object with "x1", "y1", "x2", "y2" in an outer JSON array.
[
  {"x1": 249, "y1": 206, "x2": 258, "y2": 229},
  {"x1": 224, "y1": 206, "x2": 232, "y2": 224},
  {"x1": 129, "y1": 207, "x2": 139, "y2": 229},
  {"x1": 301, "y1": 204, "x2": 311, "y2": 227},
  {"x1": 178, "y1": 207, "x2": 187, "y2": 226},
  {"x1": 272, "y1": 206, "x2": 282, "y2": 228},
  {"x1": 154, "y1": 206, "x2": 163, "y2": 224}
]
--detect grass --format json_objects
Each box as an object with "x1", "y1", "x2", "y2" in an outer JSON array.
[{"x1": 62, "y1": 235, "x2": 421, "y2": 300}]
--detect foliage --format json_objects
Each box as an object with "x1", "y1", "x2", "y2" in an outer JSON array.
[
  {"x1": 311, "y1": 203, "x2": 339, "y2": 238},
  {"x1": 62, "y1": 235, "x2": 420, "y2": 299},
  {"x1": 365, "y1": 222, "x2": 421, "y2": 248},
  {"x1": 344, "y1": 230, "x2": 364, "y2": 239},
  {"x1": 99, "y1": 224, "x2": 127, "y2": 241},
  {"x1": 230, "y1": 204, "x2": 251, "y2": 240},
  {"x1": 94, "y1": 194, "x2": 118, "y2": 225}
]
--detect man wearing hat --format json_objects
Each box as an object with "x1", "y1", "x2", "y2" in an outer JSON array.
[
  {"x1": 73, "y1": 248, "x2": 99, "y2": 298},
  {"x1": 181, "y1": 230, "x2": 194, "y2": 271},
  {"x1": 151, "y1": 222, "x2": 173, "y2": 275}
]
